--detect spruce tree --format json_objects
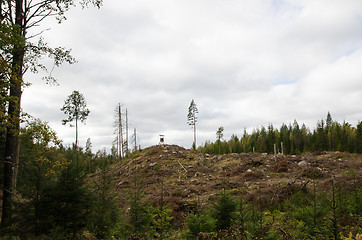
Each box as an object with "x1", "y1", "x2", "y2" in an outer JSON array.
[
  {"x1": 40, "y1": 152, "x2": 92, "y2": 238},
  {"x1": 128, "y1": 177, "x2": 152, "y2": 237},
  {"x1": 211, "y1": 189, "x2": 237, "y2": 230},
  {"x1": 88, "y1": 157, "x2": 120, "y2": 239}
]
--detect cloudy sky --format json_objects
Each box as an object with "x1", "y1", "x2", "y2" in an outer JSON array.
[{"x1": 22, "y1": 0, "x2": 362, "y2": 152}]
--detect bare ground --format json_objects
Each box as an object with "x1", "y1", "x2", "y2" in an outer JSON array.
[{"x1": 97, "y1": 144, "x2": 362, "y2": 225}]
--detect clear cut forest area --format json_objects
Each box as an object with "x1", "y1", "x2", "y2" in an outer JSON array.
[
  {"x1": 1, "y1": 0, "x2": 361, "y2": 239},
  {"x1": 1, "y1": 130, "x2": 361, "y2": 239}
]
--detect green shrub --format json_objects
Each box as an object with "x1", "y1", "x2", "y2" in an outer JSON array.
[
  {"x1": 87, "y1": 159, "x2": 120, "y2": 239},
  {"x1": 148, "y1": 205, "x2": 174, "y2": 238},
  {"x1": 185, "y1": 212, "x2": 216, "y2": 238},
  {"x1": 127, "y1": 179, "x2": 152, "y2": 237},
  {"x1": 211, "y1": 189, "x2": 238, "y2": 231}
]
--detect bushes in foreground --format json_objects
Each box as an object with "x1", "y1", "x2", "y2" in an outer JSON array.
[
  {"x1": 182, "y1": 184, "x2": 360, "y2": 240},
  {"x1": 7, "y1": 167, "x2": 361, "y2": 239}
]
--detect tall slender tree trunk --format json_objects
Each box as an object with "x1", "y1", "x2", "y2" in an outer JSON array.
[
  {"x1": 134, "y1": 128, "x2": 137, "y2": 151},
  {"x1": 119, "y1": 104, "x2": 123, "y2": 158},
  {"x1": 0, "y1": 0, "x2": 4, "y2": 22},
  {"x1": 125, "y1": 108, "x2": 128, "y2": 156},
  {"x1": 0, "y1": 57, "x2": 7, "y2": 168},
  {"x1": 193, "y1": 111, "x2": 196, "y2": 149},
  {"x1": 194, "y1": 123, "x2": 196, "y2": 149},
  {"x1": 75, "y1": 118, "x2": 78, "y2": 147},
  {"x1": 218, "y1": 138, "x2": 221, "y2": 154},
  {"x1": 1, "y1": 0, "x2": 25, "y2": 227}
]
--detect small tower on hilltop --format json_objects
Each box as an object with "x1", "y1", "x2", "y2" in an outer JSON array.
[{"x1": 159, "y1": 134, "x2": 165, "y2": 145}]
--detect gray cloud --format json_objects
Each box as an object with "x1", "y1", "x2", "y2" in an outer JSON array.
[{"x1": 22, "y1": 0, "x2": 362, "y2": 152}]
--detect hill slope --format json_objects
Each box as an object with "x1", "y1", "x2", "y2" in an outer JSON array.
[{"x1": 99, "y1": 144, "x2": 361, "y2": 224}]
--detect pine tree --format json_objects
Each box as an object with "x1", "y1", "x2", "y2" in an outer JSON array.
[
  {"x1": 61, "y1": 90, "x2": 90, "y2": 147},
  {"x1": 216, "y1": 127, "x2": 224, "y2": 154},
  {"x1": 187, "y1": 99, "x2": 198, "y2": 150}
]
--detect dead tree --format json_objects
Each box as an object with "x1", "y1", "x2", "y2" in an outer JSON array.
[
  {"x1": 133, "y1": 128, "x2": 137, "y2": 151},
  {"x1": 125, "y1": 108, "x2": 128, "y2": 156},
  {"x1": 114, "y1": 104, "x2": 131, "y2": 158}
]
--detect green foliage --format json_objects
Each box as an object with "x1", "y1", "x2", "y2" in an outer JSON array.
[
  {"x1": 16, "y1": 120, "x2": 67, "y2": 235},
  {"x1": 127, "y1": 178, "x2": 152, "y2": 236},
  {"x1": 356, "y1": 121, "x2": 362, "y2": 153},
  {"x1": 7, "y1": 115, "x2": 361, "y2": 239},
  {"x1": 282, "y1": 187, "x2": 346, "y2": 239},
  {"x1": 185, "y1": 212, "x2": 216, "y2": 238},
  {"x1": 15, "y1": 124, "x2": 119, "y2": 239},
  {"x1": 211, "y1": 189, "x2": 237, "y2": 230},
  {"x1": 43, "y1": 159, "x2": 92, "y2": 238},
  {"x1": 61, "y1": 90, "x2": 90, "y2": 146},
  {"x1": 187, "y1": 99, "x2": 198, "y2": 149},
  {"x1": 199, "y1": 112, "x2": 362, "y2": 155},
  {"x1": 192, "y1": 142, "x2": 196, "y2": 151},
  {"x1": 216, "y1": 127, "x2": 224, "y2": 154},
  {"x1": 187, "y1": 99, "x2": 198, "y2": 127},
  {"x1": 1, "y1": 0, "x2": 89, "y2": 225},
  {"x1": 234, "y1": 196, "x2": 251, "y2": 237},
  {"x1": 61, "y1": 90, "x2": 90, "y2": 126},
  {"x1": 113, "y1": 179, "x2": 175, "y2": 239},
  {"x1": 328, "y1": 180, "x2": 340, "y2": 240},
  {"x1": 16, "y1": 152, "x2": 92, "y2": 238},
  {"x1": 1, "y1": 0, "x2": 102, "y2": 234},
  {"x1": 87, "y1": 158, "x2": 120, "y2": 239},
  {"x1": 108, "y1": 213, "x2": 131, "y2": 240},
  {"x1": 148, "y1": 205, "x2": 174, "y2": 238},
  {"x1": 247, "y1": 202, "x2": 266, "y2": 238},
  {"x1": 180, "y1": 181, "x2": 361, "y2": 240}
]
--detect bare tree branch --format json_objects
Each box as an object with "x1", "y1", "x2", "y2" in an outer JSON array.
[
  {"x1": 26, "y1": 10, "x2": 53, "y2": 29},
  {"x1": 26, "y1": 27, "x2": 49, "y2": 39}
]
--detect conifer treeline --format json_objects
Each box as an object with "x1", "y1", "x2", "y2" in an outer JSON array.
[{"x1": 199, "y1": 113, "x2": 362, "y2": 154}]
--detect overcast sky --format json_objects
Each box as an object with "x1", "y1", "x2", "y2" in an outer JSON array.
[{"x1": 22, "y1": 0, "x2": 362, "y2": 152}]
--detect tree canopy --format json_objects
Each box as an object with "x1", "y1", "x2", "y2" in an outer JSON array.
[
  {"x1": 61, "y1": 90, "x2": 90, "y2": 147},
  {"x1": 199, "y1": 113, "x2": 362, "y2": 155},
  {"x1": 1, "y1": 0, "x2": 102, "y2": 227}
]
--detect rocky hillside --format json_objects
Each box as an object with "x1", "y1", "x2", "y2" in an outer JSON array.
[{"x1": 98, "y1": 144, "x2": 361, "y2": 224}]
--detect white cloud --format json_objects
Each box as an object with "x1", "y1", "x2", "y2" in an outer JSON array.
[{"x1": 22, "y1": 0, "x2": 362, "y2": 152}]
